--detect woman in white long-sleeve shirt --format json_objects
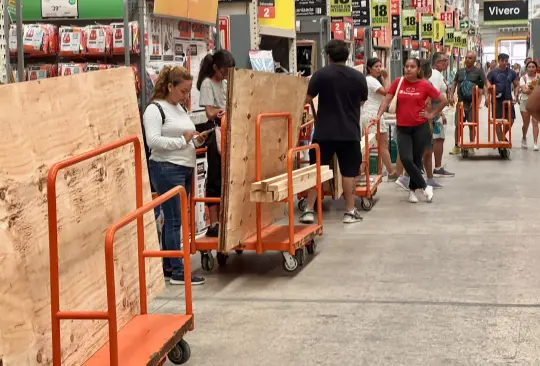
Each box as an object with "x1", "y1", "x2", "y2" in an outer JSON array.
[{"x1": 143, "y1": 66, "x2": 208, "y2": 286}]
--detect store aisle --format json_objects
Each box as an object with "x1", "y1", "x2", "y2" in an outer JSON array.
[{"x1": 160, "y1": 106, "x2": 540, "y2": 365}]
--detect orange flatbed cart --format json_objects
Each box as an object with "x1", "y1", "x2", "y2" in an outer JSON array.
[
  {"x1": 47, "y1": 136, "x2": 194, "y2": 366},
  {"x1": 458, "y1": 85, "x2": 512, "y2": 159},
  {"x1": 190, "y1": 112, "x2": 324, "y2": 272},
  {"x1": 297, "y1": 118, "x2": 383, "y2": 212}
]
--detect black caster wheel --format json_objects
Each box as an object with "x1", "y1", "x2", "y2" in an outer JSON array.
[
  {"x1": 217, "y1": 252, "x2": 228, "y2": 267},
  {"x1": 235, "y1": 249, "x2": 244, "y2": 255},
  {"x1": 298, "y1": 198, "x2": 307, "y2": 211},
  {"x1": 295, "y1": 247, "x2": 307, "y2": 266},
  {"x1": 306, "y1": 240, "x2": 317, "y2": 254},
  {"x1": 500, "y1": 148, "x2": 510, "y2": 159},
  {"x1": 282, "y1": 255, "x2": 299, "y2": 272},
  {"x1": 167, "y1": 339, "x2": 191, "y2": 364},
  {"x1": 360, "y1": 198, "x2": 374, "y2": 211},
  {"x1": 200, "y1": 252, "x2": 214, "y2": 272},
  {"x1": 461, "y1": 149, "x2": 469, "y2": 159}
]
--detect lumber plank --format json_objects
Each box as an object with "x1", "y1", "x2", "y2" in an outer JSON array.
[
  {"x1": 0, "y1": 68, "x2": 164, "y2": 366},
  {"x1": 266, "y1": 165, "x2": 330, "y2": 192},
  {"x1": 220, "y1": 70, "x2": 308, "y2": 251},
  {"x1": 251, "y1": 164, "x2": 314, "y2": 192},
  {"x1": 250, "y1": 168, "x2": 334, "y2": 203}
]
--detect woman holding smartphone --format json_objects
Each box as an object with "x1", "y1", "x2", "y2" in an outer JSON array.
[
  {"x1": 144, "y1": 66, "x2": 208, "y2": 285},
  {"x1": 196, "y1": 50, "x2": 236, "y2": 237}
]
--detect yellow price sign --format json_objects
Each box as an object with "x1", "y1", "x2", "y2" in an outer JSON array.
[
  {"x1": 371, "y1": 0, "x2": 390, "y2": 27},
  {"x1": 421, "y1": 15, "x2": 433, "y2": 39},
  {"x1": 330, "y1": 0, "x2": 352, "y2": 16}
]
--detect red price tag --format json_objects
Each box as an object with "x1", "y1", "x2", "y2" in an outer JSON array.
[
  {"x1": 258, "y1": 6, "x2": 275, "y2": 18},
  {"x1": 402, "y1": 38, "x2": 411, "y2": 48},
  {"x1": 421, "y1": 40, "x2": 430, "y2": 49}
]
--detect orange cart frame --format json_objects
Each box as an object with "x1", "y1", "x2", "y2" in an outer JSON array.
[
  {"x1": 458, "y1": 85, "x2": 512, "y2": 159},
  {"x1": 47, "y1": 136, "x2": 194, "y2": 366},
  {"x1": 190, "y1": 113, "x2": 323, "y2": 272},
  {"x1": 297, "y1": 119, "x2": 383, "y2": 212}
]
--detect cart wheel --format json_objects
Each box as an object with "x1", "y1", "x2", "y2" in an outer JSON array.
[
  {"x1": 298, "y1": 198, "x2": 307, "y2": 211},
  {"x1": 500, "y1": 148, "x2": 510, "y2": 159},
  {"x1": 217, "y1": 252, "x2": 228, "y2": 267},
  {"x1": 461, "y1": 148, "x2": 469, "y2": 159},
  {"x1": 306, "y1": 240, "x2": 317, "y2": 254},
  {"x1": 283, "y1": 255, "x2": 299, "y2": 272},
  {"x1": 235, "y1": 249, "x2": 244, "y2": 255},
  {"x1": 360, "y1": 198, "x2": 374, "y2": 211},
  {"x1": 295, "y1": 247, "x2": 307, "y2": 266},
  {"x1": 167, "y1": 339, "x2": 191, "y2": 365},
  {"x1": 200, "y1": 252, "x2": 214, "y2": 272}
]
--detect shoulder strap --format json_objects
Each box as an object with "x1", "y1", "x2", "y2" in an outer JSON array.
[{"x1": 152, "y1": 102, "x2": 166, "y2": 125}]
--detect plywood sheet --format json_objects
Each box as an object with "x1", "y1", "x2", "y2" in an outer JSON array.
[
  {"x1": 0, "y1": 68, "x2": 164, "y2": 366},
  {"x1": 220, "y1": 69, "x2": 308, "y2": 251}
]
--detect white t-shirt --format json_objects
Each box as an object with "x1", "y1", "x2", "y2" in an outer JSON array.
[
  {"x1": 143, "y1": 100, "x2": 199, "y2": 168},
  {"x1": 362, "y1": 75, "x2": 385, "y2": 118},
  {"x1": 520, "y1": 74, "x2": 538, "y2": 102},
  {"x1": 429, "y1": 69, "x2": 448, "y2": 95}
]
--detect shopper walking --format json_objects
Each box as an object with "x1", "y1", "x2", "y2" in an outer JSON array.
[
  {"x1": 486, "y1": 53, "x2": 519, "y2": 142},
  {"x1": 429, "y1": 52, "x2": 454, "y2": 177},
  {"x1": 519, "y1": 60, "x2": 540, "y2": 150},
  {"x1": 196, "y1": 50, "x2": 236, "y2": 237},
  {"x1": 300, "y1": 39, "x2": 368, "y2": 224},
  {"x1": 361, "y1": 57, "x2": 398, "y2": 181},
  {"x1": 144, "y1": 66, "x2": 208, "y2": 285},
  {"x1": 375, "y1": 58, "x2": 448, "y2": 203},
  {"x1": 449, "y1": 51, "x2": 487, "y2": 155}
]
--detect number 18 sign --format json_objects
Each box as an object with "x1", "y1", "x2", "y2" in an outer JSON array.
[
  {"x1": 371, "y1": 0, "x2": 390, "y2": 28},
  {"x1": 42, "y1": 0, "x2": 79, "y2": 18}
]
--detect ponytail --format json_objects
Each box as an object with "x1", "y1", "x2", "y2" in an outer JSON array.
[
  {"x1": 196, "y1": 50, "x2": 237, "y2": 90},
  {"x1": 196, "y1": 54, "x2": 215, "y2": 91}
]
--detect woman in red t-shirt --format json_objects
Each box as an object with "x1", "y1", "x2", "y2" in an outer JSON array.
[{"x1": 374, "y1": 58, "x2": 448, "y2": 203}]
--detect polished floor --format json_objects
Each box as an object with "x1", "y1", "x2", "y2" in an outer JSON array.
[{"x1": 159, "y1": 106, "x2": 540, "y2": 365}]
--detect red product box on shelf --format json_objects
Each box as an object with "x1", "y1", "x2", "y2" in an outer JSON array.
[
  {"x1": 85, "y1": 25, "x2": 112, "y2": 56},
  {"x1": 59, "y1": 26, "x2": 85, "y2": 56}
]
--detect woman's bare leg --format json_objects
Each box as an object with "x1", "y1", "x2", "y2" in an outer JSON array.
[
  {"x1": 533, "y1": 118, "x2": 539, "y2": 147},
  {"x1": 522, "y1": 110, "x2": 531, "y2": 147},
  {"x1": 379, "y1": 132, "x2": 396, "y2": 177}
]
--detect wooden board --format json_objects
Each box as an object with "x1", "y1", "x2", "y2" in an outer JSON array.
[
  {"x1": 0, "y1": 68, "x2": 164, "y2": 366},
  {"x1": 220, "y1": 69, "x2": 308, "y2": 251},
  {"x1": 250, "y1": 168, "x2": 334, "y2": 203}
]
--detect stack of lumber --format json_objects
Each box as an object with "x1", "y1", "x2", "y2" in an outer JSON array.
[
  {"x1": 219, "y1": 69, "x2": 308, "y2": 251},
  {"x1": 250, "y1": 164, "x2": 333, "y2": 202},
  {"x1": 0, "y1": 68, "x2": 163, "y2": 366}
]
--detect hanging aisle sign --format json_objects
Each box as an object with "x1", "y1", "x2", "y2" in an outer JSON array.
[
  {"x1": 402, "y1": 8, "x2": 416, "y2": 36},
  {"x1": 330, "y1": 0, "x2": 352, "y2": 16},
  {"x1": 444, "y1": 28, "x2": 454, "y2": 47},
  {"x1": 258, "y1": 0, "x2": 276, "y2": 18},
  {"x1": 433, "y1": 20, "x2": 445, "y2": 43},
  {"x1": 420, "y1": 15, "x2": 433, "y2": 39},
  {"x1": 454, "y1": 31, "x2": 462, "y2": 49},
  {"x1": 295, "y1": 0, "x2": 326, "y2": 16},
  {"x1": 483, "y1": 0, "x2": 528, "y2": 25},
  {"x1": 371, "y1": 0, "x2": 390, "y2": 27},
  {"x1": 390, "y1": 0, "x2": 400, "y2": 36},
  {"x1": 352, "y1": 0, "x2": 370, "y2": 26},
  {"x1": 42, "y1": 0, "x2": 79, "y2": 18}
]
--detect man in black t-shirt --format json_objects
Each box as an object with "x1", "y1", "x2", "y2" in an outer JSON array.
[{"x1": 300, "y1": 40, "x2": 368, "y2": 225}]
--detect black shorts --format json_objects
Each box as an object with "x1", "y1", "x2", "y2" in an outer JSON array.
[
  {"x1": 495, "y1": 99, "x2": 516, "y2": 123},
  {"x1": 309, "y1": 140, "x2": 362, "y2": 178},
  {"x1": 454, "y1": 104, "x2": 474, "y2": 126}
]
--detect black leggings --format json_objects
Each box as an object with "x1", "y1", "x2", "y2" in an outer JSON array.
[{"x1": 397, "y1": 122, "x2": 431, "y2": 191}]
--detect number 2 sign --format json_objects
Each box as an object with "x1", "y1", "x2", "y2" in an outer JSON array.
[{"x1": 258, "y1": 0, "x2": 276, "y2": 19}]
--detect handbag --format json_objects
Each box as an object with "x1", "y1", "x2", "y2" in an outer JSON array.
[{"x1": 388, "y1": 77, "x2": 404, "y2": 114}]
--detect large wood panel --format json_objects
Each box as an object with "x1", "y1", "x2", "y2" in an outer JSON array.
[
  {"x1": 0, "y1": 68, "x2": 164, "y2": 366},
  {"x1": 220, "y1": 69, "x2": 308, "y2": 251}
]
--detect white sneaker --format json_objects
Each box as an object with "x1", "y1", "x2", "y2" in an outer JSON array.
[
  {"x1": 423, "y1": 185, "x2": 434, "y2": 203},
  {"x1": 408, "y1": 191, "x2": 419, "y2": 203},
  {"x1": 534, "y1": 145, "x2": 539, "y2": 151},
  {"x1": 522, "y1": 139, "x2": 528, "y2": 149}
]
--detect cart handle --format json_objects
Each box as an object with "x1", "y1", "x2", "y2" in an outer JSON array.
[
  {"x1": 286, "y1": 144, "x2": 323, "y2": 254},
  {"x1": 103, "y1": 185, "x2": 192, "y2": 366},
  {"x1": 254, "y1": 112, "x2": 294, "y2": 254},
  {"x1": 47, "y1": 135, "x2": 144, "y2": 366},
  {"x1": 364, "y1": 119, "x2": 382, "y2": 192}
]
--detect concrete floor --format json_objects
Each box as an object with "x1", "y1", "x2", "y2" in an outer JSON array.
[{"x1": 159, "y1": 106, "x2": 540, "y2": 365}]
